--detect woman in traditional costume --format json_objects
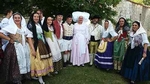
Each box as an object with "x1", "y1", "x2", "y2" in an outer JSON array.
[
  {"x1": 113, "y1": 17, "x2": 130, "y2": 71},
  {"x1": 94, "y1": 20, "x2": 118, "y2": 70},
  {"x1": 70, "y1": 11, "x2": 90, "y2": 66},
  {"x1": 42, "y1": 16, "x2": 62, "y2": 74},
  {"x1": 0, "y1": 9, "x2": 13, "y2": 65},
  {"x1": 120, "y1": 21, "x2": 150, "y2": 84},
  {"x1": 0, "y1": 13, "x2": 32, "y2": 84},
  {"x1": 27, "y1": 13, "x2": 53, "y2": 84}
]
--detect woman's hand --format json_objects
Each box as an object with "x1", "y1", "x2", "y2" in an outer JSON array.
[
  {"x1": 143, "y1": 52, "x2": 147, "y2": 58},
  {"x1": 124, "y1": 37, "x2": 129, "y2": 41},
  {"x1": 32, "y1": 49, "x2": 36, "y2": 57},
  {"x1": 102, "y1": 38, "x2": 107, "y2": 42},
  {"x1": 9, "y1": 38, "x2": 14, "y2": 43},
  {"x1": 107, "y1": 38, "x2": 112, "y2": 42}
]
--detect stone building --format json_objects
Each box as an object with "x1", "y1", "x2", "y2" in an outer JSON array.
[{"x1": 113, "y1": 0, "x2": 150, "y2": 36}]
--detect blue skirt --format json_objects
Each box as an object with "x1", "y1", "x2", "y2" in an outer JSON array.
[
  {"x1": 94, "y1": 42, "x2": 113, "y2": 69},
  {"x1": 120, "y1": 45, "x2": 150, "y2": 81}
]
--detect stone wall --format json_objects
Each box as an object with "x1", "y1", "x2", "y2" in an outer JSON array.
[{"x1": 114, "y1": 0, "x2": 150, "y2": 36}]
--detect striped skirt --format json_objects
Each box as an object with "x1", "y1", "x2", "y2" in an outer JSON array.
[{"x1": 94, "y1": 42, "x2": 114, "y2": 69}]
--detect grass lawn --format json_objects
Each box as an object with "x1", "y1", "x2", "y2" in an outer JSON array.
[
  {"x1": 23, "y1": 65, "x2": 150, "y2": 84},
  {"x1": 0, "y1": 65, "x2": 150, "y2": 84}
]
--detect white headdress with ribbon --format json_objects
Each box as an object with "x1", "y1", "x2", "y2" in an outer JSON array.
[{"x1": 72, "y1": 11, "x2": 90, "y2": 22}]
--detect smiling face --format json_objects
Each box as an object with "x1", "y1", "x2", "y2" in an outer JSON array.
[
  {"x1": 56, "y1": 15, "x2": 63, "y2": 22},
  {"x1": 104, "y1": 21, "x2": 109, "y2": 30},
  {"x1": 78, "y1": 16, "x2": 83, "y2": 24},
  {"x1": 13, "y1": 14, "x2": 22, "y2": 26},
  {"x1": 33, "y1": 13, "x2": 40, "y2": 24},
  {"x1": 66, "y1": 17, "x2": 72, "y2": 24},
  {"x1": 119, "y1": 18, "x2": 125, "y2": 27},
  {"x1": 47, "y1": 17, "x2": 53, "y2": 26},
  {"x1": 132, "y1": 22, "x2": 140, "y2": 32},
  {"x1": 92, "y1": 18, "x2": 99, "y2": 24}
]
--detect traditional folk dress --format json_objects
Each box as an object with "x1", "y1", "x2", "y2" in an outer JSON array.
[
  {"x1": 113, "y1": 26, "x2": 130, "y2": 70},
  {"x1": 94, "y1": 21, "x2": 118, "y2": 69},
  {"x1": 62, "y1": 22, "x2": 74, "y2": 64},
  {"x1": 53, "y1": 20, "x2": 64, "y2": 52},
  {"x1": 44, "y1": 26, "x2": 62, "y2": 72},
  {"x1": 62, "y1": 22, "x2": 73, "y2": 51},
  {"x1": 53, "y1": 20, "x2": 63, "y2": 72},
  {"x1": 89, "y1": 23, "x2": 104, "y2": 65},
  {"x1": 0, "y1": 18, "x2": 10, "y2": 65},
  {"x1": 30, "y1": 23, "x2": 54, "y2": 77},
  {"x1": 71, "y1": 23, "x2": 90, "y2": 66},
  {"x1": 121, "y1": 23, "x2": 150, "y2": 81},
  {"x1": 1, "y1": 16, "x2": 31, "y2": 83},
  {"x1": 0, "y1": 18, "x2": 10, "y2": 51}
]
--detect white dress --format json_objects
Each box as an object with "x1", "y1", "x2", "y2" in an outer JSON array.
[
  {"x1": 0, "y1": 26, "x2": 32, "y2": 74},
  {"x1": 45, "y1": 26, "x2": 62, "y2": 62},
  {"x1": 71, "y1": 23, "x2": 90, "y2": 66}
]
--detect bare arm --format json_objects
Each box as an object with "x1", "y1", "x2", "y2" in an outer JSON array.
[
  {"x1": 107, "y1": 36, "x2": 117, "y2": 42},
  {"x1": 27, "y1": 37, "x2": 36, "y2": 56},
  {"x1": 0, "y1": 32, "x2": 10, "y2": 41},
  {"x1": 143, "y1": 43, "x2": 148, "y2": 58},
  {"x1": 111, "y1": 36, "x2": 118, "y2": 41}
]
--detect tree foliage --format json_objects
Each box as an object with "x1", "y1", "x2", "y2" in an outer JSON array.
[
  {"x1": 0, "y1": 0, "x2": 121, "y2": 23},
  {"x1": 143, "y1": 0, "x2": 150, "y2": 5},
  {"x1": 131, "y1": 0, "x2": 150, "y2": 5},
  {"x1": 32, "y1": 0, "x2": 121, "y2": 23},
  {"x1": 0, "y1": 0, "x2": 31, "y2": 15}
]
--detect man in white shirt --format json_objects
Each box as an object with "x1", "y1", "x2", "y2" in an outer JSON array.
[
  {"x1": 88, "y1": 15, "x2": 104, "y2": 66},
  {"x1": 0, "y1": 9, "x2": 13, "y2": 28},
  {"x1": 62, "y1": 15, "x2": 73, "y2": 67}
]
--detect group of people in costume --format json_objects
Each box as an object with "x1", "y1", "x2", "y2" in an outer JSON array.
[
  {"x1": 93, "y1": 17, "x2": 150, "y2": 84},
  {"x1": 0, "y1": 9, "x2": 150, "y2": 84}
]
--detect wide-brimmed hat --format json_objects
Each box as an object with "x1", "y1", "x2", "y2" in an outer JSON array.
[
  {"x1": 91, "y1": 15, "x2": 100, "y2": 20},
  {"x1": 56, "y1": 12, "x2": 63, "y2": 16}
]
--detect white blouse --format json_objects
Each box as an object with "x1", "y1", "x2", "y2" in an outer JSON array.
[
  {"x1": 129, "y1": 33, "x2": 149, "y2": 49},
  {"x1": 36, "y1": 24, "x2": 43, "y2": 34}
]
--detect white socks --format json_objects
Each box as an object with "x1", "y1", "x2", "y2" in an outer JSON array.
[
  {"x1": 89, "y1": 54, "x2": 94, "y2": 65},
  {"x1": 63, "y1": 52, "x2": 70, "y2": 62},
  {"x1": 63, "y1": 54, "x2": 68, "y2": 63},
  {"x1": 38, "y1": 76, "x2": 45, "y2": 84}
]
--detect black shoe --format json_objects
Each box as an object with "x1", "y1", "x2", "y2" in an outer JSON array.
[
  {"x1": 63, "y1": 62, "x2": 67, "y2": 67},
  {"x1": 89, "y1": 64, "x2": 92, "y2": 67}
]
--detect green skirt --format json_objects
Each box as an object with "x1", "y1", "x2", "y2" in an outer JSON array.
[{"x1": 113, "y1": 39, "x2": 126, "y2": 61}]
